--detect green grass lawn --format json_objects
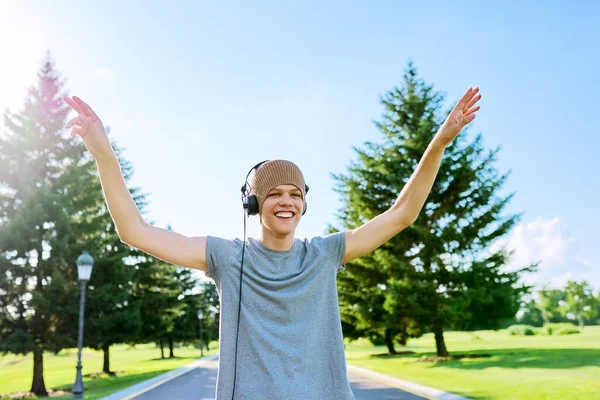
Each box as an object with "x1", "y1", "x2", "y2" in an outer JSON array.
[
  {"x1": 345, "y1": 325, "x2": 600, "y2": 400},
  {"x1": 0, "y1": 342, "x2": 218, "y2": 399},
  {"x1": 2, "y1": 328, "x2": 599, "y2": 399}
]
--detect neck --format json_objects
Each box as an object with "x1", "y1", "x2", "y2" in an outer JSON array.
[{"x1": 260, "y1": 227, "x2": 295, "y2": 251}]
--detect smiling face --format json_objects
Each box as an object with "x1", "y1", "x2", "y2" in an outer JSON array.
[{"x1": 259, "y1": 184, "x2": 304, "y2": 238}]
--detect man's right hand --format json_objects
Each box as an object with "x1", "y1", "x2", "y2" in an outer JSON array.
[{"x1": 64, "y1": 96, "x2": 115, "y2": 162}]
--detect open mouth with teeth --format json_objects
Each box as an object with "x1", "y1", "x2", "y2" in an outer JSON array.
[{"x1": 275, "y1": 211, "x2": 295, "y2": 220}]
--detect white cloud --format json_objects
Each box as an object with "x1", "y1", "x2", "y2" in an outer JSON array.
[
  {"x1": 491, "y1": 217, "x2": 599, "y2": 289},
  {"x1": 96, "y1": 68, "x2": 116, "y2": 81}
]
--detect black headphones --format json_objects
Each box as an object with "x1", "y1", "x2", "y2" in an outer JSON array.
[{"x1": 240, "y1": 160, "x2": 309, "y2": 216}]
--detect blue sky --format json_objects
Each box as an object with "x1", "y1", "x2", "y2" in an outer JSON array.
[{"x1": 1, "y1": 1, "x2": 598, "y2": 288}]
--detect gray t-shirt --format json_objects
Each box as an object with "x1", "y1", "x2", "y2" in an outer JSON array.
[{"x1": 206, "y1": 232, "x2": 355, "y2": 400}]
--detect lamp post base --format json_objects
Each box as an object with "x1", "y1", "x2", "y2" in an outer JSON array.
[{"x1": 72, "y1": 362, "x2": 84, "y2": 399}]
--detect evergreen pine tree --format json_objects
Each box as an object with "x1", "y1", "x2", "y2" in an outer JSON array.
[
  {"x1": 0, "y1": 53, "x2": 79, "y2": 396},
  {"x1": 132, "y1": 254, "x2": 186, "y2": 358},
  {"x1": 68, "y1": 142, "x2": 149, "y2": 375},
  {"x1": 332, "y1": 63, "x2": 533, "y2": 355},
  {"x1": 166, "y1": 254, "x2": 202, "y2": 357},
  {"x1": 0, "y1": 53, "x2": 152, "y2": 394}
]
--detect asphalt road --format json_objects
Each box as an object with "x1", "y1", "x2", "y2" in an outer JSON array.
[{"x1": 132, "y1": 358, "x2": 426, "y2": 400}]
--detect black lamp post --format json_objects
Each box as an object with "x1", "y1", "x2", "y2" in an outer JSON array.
[
  {"x1": 197, "y1": 309, "x2": 204, "y2": 357},
  {"x1": 72, "y1": 251, "x2": 94, "y2": 399}
]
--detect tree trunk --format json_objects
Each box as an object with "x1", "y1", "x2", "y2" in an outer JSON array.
[
  {"x1": 384, "y1": 328, "x2": 397, "y2": 354},
  {"x1": 159, "y1": 340, "x2": 165, "y2": 359},
  {"x1": 103, "y1": 344, "x2": 115, "y2": 375},
  {"x1": 31, "y1": 347, "x2": 48, "y2": 396},
  {"x1": 433, "y1": 321, "x2": 449, "y2": 357},
  {"x1": 578, "y1": 314, "x2": 585, "y2": 330},
  {"x1": 168, "y1": 337, "x2": 175, "y2": 358}
]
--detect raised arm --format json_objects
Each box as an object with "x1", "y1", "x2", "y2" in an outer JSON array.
[
  {"x1": 63, "y1": 96, "x2": 207, "y2": 272},
  {"x1": 342, "y1": 87, "x2": 481, "y2": 264}
]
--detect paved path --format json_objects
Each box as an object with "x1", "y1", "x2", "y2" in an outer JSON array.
[{"x1": 131, "y1": 357, "x2": 427, "y2": 400}]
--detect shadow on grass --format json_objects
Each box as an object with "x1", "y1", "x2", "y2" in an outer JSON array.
[
  {"x1": 148, "y1": 356, "x2": 198, "y2": 362},
  {"x1": 368, "y1": 351, "x2": 417, "y2": 360},
  {"x1": 3, "y1": 358, "x2": 26, "y2": 366},
  {"x1": 410, "y1": 348, "x2": 600, "y2": 370}
]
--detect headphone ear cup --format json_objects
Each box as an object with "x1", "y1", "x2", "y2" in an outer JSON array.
[
  {"x1": 302, "y1": 185, "x2": 309, "y2": 215},
  {"x1": 246, "y1": 195, "x2": 259, "y2": 216}
]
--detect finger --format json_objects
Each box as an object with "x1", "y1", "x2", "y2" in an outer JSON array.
[
  {"x1": 460, "y1": 113, "x2": 476, "y2": 126},
  {"x1": 468, "y1": 86, "x2": 479, "y2": 97},
  {"x1": 66, "y1": 116, "x2": 81, "y2": 129},
  {"x1": 72, "y1": 96, "x2": 99, "y2": 118},
  {"x1": 78, "y1": 114, "x2": 92, "y2": 126},
  {"x1": 71, "y1": 126, "x2": 84, "y2": 138},
  {"x1": 464, "y1": 105, "x2": 480, "y2": 116},
  {"x1": 465, "y1": 86, "x2": 479, "y2": 100},
  {"x1": 458, "y1": 87, "x2": 475, "y2": 107},
  {"x1": 63, "y1": 96, "x2": 85, "y2": 114},
  {"x1": 464, "y1": 93, "x2": 482, "y2": 110}
]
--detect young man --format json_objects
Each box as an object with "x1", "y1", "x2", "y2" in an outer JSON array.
[{"x1": 63, "y1": 86, "x2": 481, "y2": 399}]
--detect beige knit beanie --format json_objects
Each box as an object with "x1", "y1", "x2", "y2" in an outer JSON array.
[{"x1": 251, "y1": 160, "x2": 307, "y2": 215}]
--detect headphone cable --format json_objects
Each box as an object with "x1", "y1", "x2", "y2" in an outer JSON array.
[{"x1": 231, "y1": 206, "x2": 246, "y2": 400}]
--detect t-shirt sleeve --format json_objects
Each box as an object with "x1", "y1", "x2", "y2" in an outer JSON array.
[
  {"x1": 205, "y1": 235, "x2": 240, "y2": 286},
  {"x1": 320, "y1": 231, "x2": 347, "y2": 272}
]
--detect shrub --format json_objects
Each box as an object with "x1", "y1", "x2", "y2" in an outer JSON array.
[
  {"x1": 543, "y1": 323, "x2": 580, "y2": 335},
  {"x1": 558, "y1": 327, "x2": 580, "y2": 335},
  {"x1": 508, "y1": 324, "x2": 539, "y2": 336}
]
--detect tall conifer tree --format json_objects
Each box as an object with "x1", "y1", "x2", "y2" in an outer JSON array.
[
  {"x1": 0, "y1": 54, "x2": 79, "y2": 395},
  {"x1": 332, "y1": 63, "x2": 533, "y2": 355}
]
